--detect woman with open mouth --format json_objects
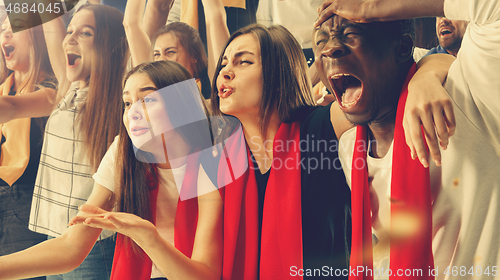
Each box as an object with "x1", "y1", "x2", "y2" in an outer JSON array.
[
  {"x1": 0, "y1": 4, "x2": 128, "y2": 280},
  {"x1": 0, "y1": 11, "x2": 56, "y2": 280},
  {"x1": 211, "y1": 24, "x2": 353, "y2": 279}
]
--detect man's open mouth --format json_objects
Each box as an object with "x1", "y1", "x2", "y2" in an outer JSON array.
[
  {"x1": 330, "y1": 74, "x2": 363, "y2": 108},
  {"x1": 440, "y1": 28, "x2": 453, "y2": 36}
]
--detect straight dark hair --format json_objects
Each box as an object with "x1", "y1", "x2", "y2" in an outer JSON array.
[
  {"x1": 210, "y1": 24, "x2": 314, "y2": 140},
  {"x1": 77, "y1": 4, "x2": 129, "y2": 172}
]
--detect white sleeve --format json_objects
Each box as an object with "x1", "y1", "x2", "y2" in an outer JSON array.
[
  {"x1": 443, "y1": 0, "x2": 500, "y2": 146},
  {"x1": 444, "y1": 0, "x2": 500, "y2": 24},
  {"x1": 197, "y1": 164, "x2": 218, "y2": 198},
  {"x1": 92, "y1": 136, "x2": 120, "y2": 193}
]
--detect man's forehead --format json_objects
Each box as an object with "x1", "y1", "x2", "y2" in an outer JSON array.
[{"x1": 316, "y1": 15, "x2": 361, "y2": 32}]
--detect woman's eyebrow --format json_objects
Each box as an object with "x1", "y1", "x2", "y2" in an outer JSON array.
[{"x1": 138, "y1": 86, "x2": 158, "y2": 92}]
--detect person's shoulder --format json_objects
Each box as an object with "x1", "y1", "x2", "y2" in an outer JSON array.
[
  {"x1": 289, "y1": 104, "x2": 332, "y2": 124},
  {"x1": 298, "y1": 104, "x2": 335, "y2": 136},
  {"x1": 198, "y1": 148, "x2": 220, "y2": 188}
]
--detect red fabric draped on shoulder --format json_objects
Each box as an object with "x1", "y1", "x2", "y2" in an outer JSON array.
[
  {"x1": 110, "y1": 154, "x2": 200, "y2": 280},
  {"x1": 349, "y1": 63, "x2": 434, "y2": 280},
  {"x1": 219, "y1": 121, "x2": 303, "y2": 280}
]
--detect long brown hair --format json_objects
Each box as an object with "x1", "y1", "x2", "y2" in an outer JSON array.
[
  {"x1": 77, "y1": 4, "x2": 129, "y2": 171},
  {"x1": 116, "y1": 60, "x2": 211, "y2": 227},
  {"x1": 210, "y1": 24, "x2": 314, "y2": 139},
  {"x1": 0, "y1": 13, "x2": 55, "y2": 93}
]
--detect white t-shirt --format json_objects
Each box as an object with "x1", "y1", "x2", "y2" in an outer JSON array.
[{"x1": 93, "y1": 136, "x2": 216, "y2": 278}]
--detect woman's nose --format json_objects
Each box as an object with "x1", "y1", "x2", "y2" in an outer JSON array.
[
  {"x1": 128, "y1": 100, "x2": 144, "y2": 121},
  {"x1": 219, "y1": 66, "x2": 234, "y2": 81}
]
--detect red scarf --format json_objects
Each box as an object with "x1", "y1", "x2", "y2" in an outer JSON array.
[
  {"x1": 350, "y1": 63, "x2": 434, "y2": 280},
  {"x1": 219, "y1": 122, "x2": 303, "y2": 280},
  {"x1": 110, "y1": 154, "x2": 200, "y2": 280}
]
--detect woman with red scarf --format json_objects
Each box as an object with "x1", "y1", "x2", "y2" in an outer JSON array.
[
  {"x1": 0, "y1": 61, "x2": 222, "y2": 280},
  {"x1": 211, "y1": 24, "x2": 353, "y2": 280}
]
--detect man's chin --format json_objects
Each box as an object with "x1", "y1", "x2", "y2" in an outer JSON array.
[{"x1": 343, "y1": 112, "x2": 373, "y2": 126}]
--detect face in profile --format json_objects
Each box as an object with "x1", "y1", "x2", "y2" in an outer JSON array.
[
  {"x1": 63, "y1": 9, "x2": 95, "y2": 85},
  {"x1": 216, "y1": 33, "x2": 264, "y2": 120},
  {"x1": 1, "y1": 14, "x2": 31, "y2": 72},
  {"x1": 122, "y1": 73, "x2": 173, "y2": 154},
  {"x1": 314, "y1": 15, "x2": 403, "y2": 125},
  {"x1": 435, "y1": 17, "x2": 468, "y2": 56},
  {"x1": 153, "y1": 32, "x2": 194, "y2": 76}
]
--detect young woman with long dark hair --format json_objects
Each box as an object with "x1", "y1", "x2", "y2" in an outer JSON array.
[{"x1": 0, "y1": 60, "x2": 222, "y2": 280}]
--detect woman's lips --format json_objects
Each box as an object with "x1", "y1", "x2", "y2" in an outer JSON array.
[
  {"x1": 3, "y1": 44, "x2": 15, "y2": 60},
  {"x1": 218, "y1": 86, "x2": 234, "y2": 98},
  {"x1": 131, "y1": 127, "x2": 149, "y2": 136}
]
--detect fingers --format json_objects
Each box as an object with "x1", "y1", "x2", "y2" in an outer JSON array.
[
  {"x1": 315, "y1": 2, "x2": 334, "y2": 27},
  {"x1": 420, "y1": 110, "x2": 440, "y2": 167},
  {"x1": 443, "y1": 100, "x2": 456, "y2": 137},
  {"x1": 406, "y1": 109, "x2": 429, "y2": 168},
  {"x1": 403, "y1": 114, "x2": 416, "y2": 160},
  {"x1": 432, "y1": 107, "x2": 449, "y2": 150},
  {"x1": 68, "y1": 215, "x2": 87, "y2": 226},
  {"x1": 81, "y1": 216, "x2": 118, "y2": 231},
  {"x1": 79, "y1": 204, "x2": 107, "y2": 215}
]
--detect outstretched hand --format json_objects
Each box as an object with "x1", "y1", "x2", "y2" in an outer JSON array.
[{"x1": 69, "y1": 204, "x2": 157, "y2": 246}]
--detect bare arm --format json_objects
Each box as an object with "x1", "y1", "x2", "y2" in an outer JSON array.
[
  {"x1": 40, "y1": 15, "x2": 72, "y2": 104},
  {"x1": 71, "y1": 166, "x2": 223, "y2": 280},
  {"x1": 0, "y1": 184, "x2": 115, "y2": 280},
  {"x1": 0, "y1": 87, "x2": 57, "y2": 123},
  {"x1": 201, "y1": 0, "x2": 230, "y2": 79},
  {"x1": 315, "y1": 0, "x2": 445, "y2": 26},
  {"x1": 143, "y1": 0, "x2": 173, "y2": 40},
  {"x1": 403, "y1": 53, "x2": 455, "y2": 167},
  {"x1": 40, "y1": 17, "x2": 66, "y2": 87},
  {"x1": 146, "y1": 187, "x2": 223, "y2": 280},
  {"x1": 123, "y1": 0, "x2": 155, "y2": 67}
]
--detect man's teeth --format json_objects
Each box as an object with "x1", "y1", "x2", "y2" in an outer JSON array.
[
  {"x1": 441, "y1": 29, "x2": 452, "y2": 35},
  {"x1": 223, "y1": 88, "x2": 229, "y2": 93},
  {"x1": 332, "y1": 73, "x2": 351, "y2": 79}
]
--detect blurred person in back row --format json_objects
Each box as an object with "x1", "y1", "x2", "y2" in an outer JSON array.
[
  {"x1": 0, "y1": 11, "x2": 56, "y2": 280},
  {"x1": 424, "y1": 16, "x2": 468, "y2": 57}
]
